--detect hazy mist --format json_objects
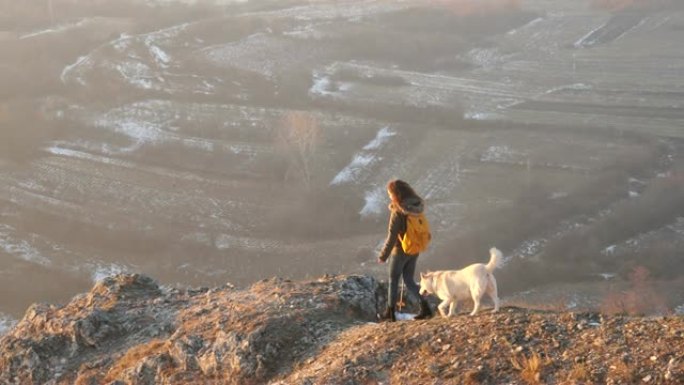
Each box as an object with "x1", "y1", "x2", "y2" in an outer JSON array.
[{"x1": 1, "y1": 0, "x2": 683, "y2": 326}]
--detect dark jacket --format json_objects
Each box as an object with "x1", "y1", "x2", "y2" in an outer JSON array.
[{"x1": 378, "y1": 196, "x2": 425, "y2": 262}]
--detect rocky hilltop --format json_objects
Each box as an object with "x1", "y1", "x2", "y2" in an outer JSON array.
[{"x1": 1, "y1": 274, "x2": 683, "y2": 385}]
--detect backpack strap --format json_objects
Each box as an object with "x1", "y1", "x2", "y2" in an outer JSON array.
[{"x1": 396, "y1": 212, "x2": 408, "y2": 241}]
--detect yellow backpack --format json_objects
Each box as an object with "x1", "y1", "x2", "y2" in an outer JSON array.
[{"x1": 398, "y1": 212, "x2": 431, "y2": 255}]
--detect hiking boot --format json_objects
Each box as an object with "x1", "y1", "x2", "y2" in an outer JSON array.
[
  {"x1": 414, "y1": 299, "x2": 433, "y2": 320},
  {"x1": 379, "y1": 305, "x2": 396, "y2": 322}
]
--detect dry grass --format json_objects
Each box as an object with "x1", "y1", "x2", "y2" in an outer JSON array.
[
  {"x1": 464, "y1": 368, "x2": 488, "y2": 385},
  {"x1": 511, "y1": 351, "x2": 548, "y2": 385},
  {"x1": 566, "y1": 362, "x2": 592, "y2": 384},
  {"x1": 600, "y1": 266, "x2": 670, "y2": 316},
  {"x1": 103, "y1": 339, "x2": 168, "y2": 382},
  {"x1": 608, "y1": 359, "x2": 637, "y2": 383}
]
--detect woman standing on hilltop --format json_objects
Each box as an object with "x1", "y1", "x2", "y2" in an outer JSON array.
[{"x1": 377, "y1": 179, "x2": 433, "y2": 322}]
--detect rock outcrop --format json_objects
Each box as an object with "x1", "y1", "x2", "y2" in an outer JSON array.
[
  {"x1": 0, "y1": 274, "x2": 381, "y2": 385},
  {"x1": 1, "y1": 274, "x2": 683, "y2": 384}
]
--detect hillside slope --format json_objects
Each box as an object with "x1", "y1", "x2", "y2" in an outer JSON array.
[
  {"x1": 1, "y1": 274, "x2": 682, "y2": 385},
  {"x1": 2, "y1": 0, "x2": 684, "y2": 328}
]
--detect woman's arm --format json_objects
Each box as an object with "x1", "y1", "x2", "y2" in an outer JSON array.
[{"x1": 378, "y1": 211, "x2": 403, "y2": 262}]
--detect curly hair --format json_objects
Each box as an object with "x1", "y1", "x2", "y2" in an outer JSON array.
[{"x1": 386, "y1": 179, "x2": 420, "y2": 204}]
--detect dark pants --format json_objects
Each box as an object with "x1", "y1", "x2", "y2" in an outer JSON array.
[{"x1": 387, "y1": 253, "x2": 421, "y2": 308}]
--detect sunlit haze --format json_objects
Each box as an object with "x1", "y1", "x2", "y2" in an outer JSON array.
[{"x1": 1, "y1": 0, "x2": 683, "y2": 331}]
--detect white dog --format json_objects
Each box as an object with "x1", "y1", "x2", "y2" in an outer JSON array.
[{"x1": 419, "y1": 247, "x2": 503, "y2": 317}]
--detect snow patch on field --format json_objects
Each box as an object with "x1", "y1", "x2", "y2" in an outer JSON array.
[
  {"x1": 464, "y1": 111, "x2": 498, "y2": 121},
  {"x1": 0, "y1": 314, "x2": 16, "y2": 335},
  {"x1": 465, "y1": 47, "x2": 513, "y2": 70},
  {"x1": 507, "y1": 17, "x2": 544, "y2": 35},
  {"x1": 574, "y1": 15, "x2": 646, "y2": 49},
  {"x1": 214, "y1": 234, "x2": 280, "y2": 251},
  {"x1": 148, "y1": 44, "x2": 171, "y2": 68},
  {"x1": 246, "y1": 1, "x2": 410, "y2": 21},
  {"x1": 673, "y1": 218, "x2": 684, "y2": 235},
  {"x1": 149, "y1": 0, "x2": 248, "y2": 4},
  {"x1": 550, "y1": 192, "x2": 568, "y2": 200},
  {"x1": 20, "y1": 18, "x2": 90, "y2": 39},
  {"x1": 310, "y1": 74, "x2": 335, "y2": 96},
  {"x1": 205, "y1": 33, "x2": 324, "y2": 78},
  {"x1": 676, "y1": 304, "x2": 684, "y2": 315},
  {"x1": 17, "y1": 179, "x2": 47, "y2": 194},
  {"x1": 95, "y1": 117, "x2": 163, "y2": 151},
  {"x1": 363, "y1": 127, "x2": 395, "y2": 150},
  {"x1": 601, "y1": 217, "x2": 684, "y2": 256},
  {"x1": 331, "y1": 127, "x2": 395, "y2": 185},
  {"x1": 91, "y1": 263, "x2": 129, "y2": 283},
  {"x1": 45, "y1": 143, "x2": 228, "y2": 185},
  {"x1": 92, "y1": 101, "x2": 221, "y2": 152},
  {"x1": 512, "y1": 239, "x2": 545, "y2": 259},
  {"x1": 283, "y1": 22, "x2": 327, "y2": 40},
  {"x1": 331, "y1": 154, "x2": 376, "y2": 185},
  {"x1": 603, "y1": 245, "x2": 617, "y2": 255},
  {"x1": 60, "y1": 55, "x2": 91, "y2": 84},
  {"x1": 55, "y1": 99, "x2": 279, "y2": 157},
  {"x1": 0, "y1": 225, "x2": 51, "y2": 266},
  {"x1": 47, "y1": 145, "x2": 127, "y2": 164},
  {"x1": 181, "y1": 232, "x2": 213, "y2": 246},
  {"x1": 310, "y1": 73, "x2": 353, "y2": 97},
  {"x1": 574, "y1": 22, "x2": 609, "y2": 48},
  {"x1": 417, "y1": 156, "x2": 462, "y2": 201},
  {"x1": 359, "y1": 187, "x2": 386, "y2": 218},
  {"x1": 480, "y1": 145, "x2": 528, "y2": 164},
  {"x1": 61, "y1": 22, "x2": 191, "y2": 90},
  {"x1": 115, "y1": 61, "x2": 157, "y2": 89},
  {"x1": 543, "y1": 83, "x2": 593, "y2": 95}
]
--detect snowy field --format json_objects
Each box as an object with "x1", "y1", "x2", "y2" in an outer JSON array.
[{"x1": 1, "y1": 0, "x2": 683, "y2": 323}]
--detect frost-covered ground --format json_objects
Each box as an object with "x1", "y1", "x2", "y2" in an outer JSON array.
[
  {"x1": 0, "y1": 314, "x2": 15, "y2": 336},
  {"x1": 1, "y1": 0, "x2": 683, "y2": 322}
]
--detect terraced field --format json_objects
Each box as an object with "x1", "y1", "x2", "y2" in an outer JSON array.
[{"x1": 1, "y1": 0, "x2": 683, "y2": 330}]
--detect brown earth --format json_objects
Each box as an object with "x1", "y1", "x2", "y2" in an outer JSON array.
[{"x1": 1, "y1": 274, "x2": 682, "y2": 385}]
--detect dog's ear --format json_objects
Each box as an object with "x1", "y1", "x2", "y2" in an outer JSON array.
[{"x1": 420, "y1": 272, "x2": 426, "y2": 279}]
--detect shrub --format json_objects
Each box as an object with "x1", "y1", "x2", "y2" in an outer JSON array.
[
  {"x1": 511, "y1": 350, "x2": 549, "y2": 385},
  {"x1": 600, "y1": 266, "x2": 669, "y2": 315}
]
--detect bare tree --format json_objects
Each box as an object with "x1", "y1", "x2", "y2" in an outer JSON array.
[{"x1": 276, "y1": 111, "x2": 322, "y2": 190}]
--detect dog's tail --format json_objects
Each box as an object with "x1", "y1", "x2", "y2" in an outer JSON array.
[{"x1": 485, "y1": 247, "x2": 503, "y2": 273}]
